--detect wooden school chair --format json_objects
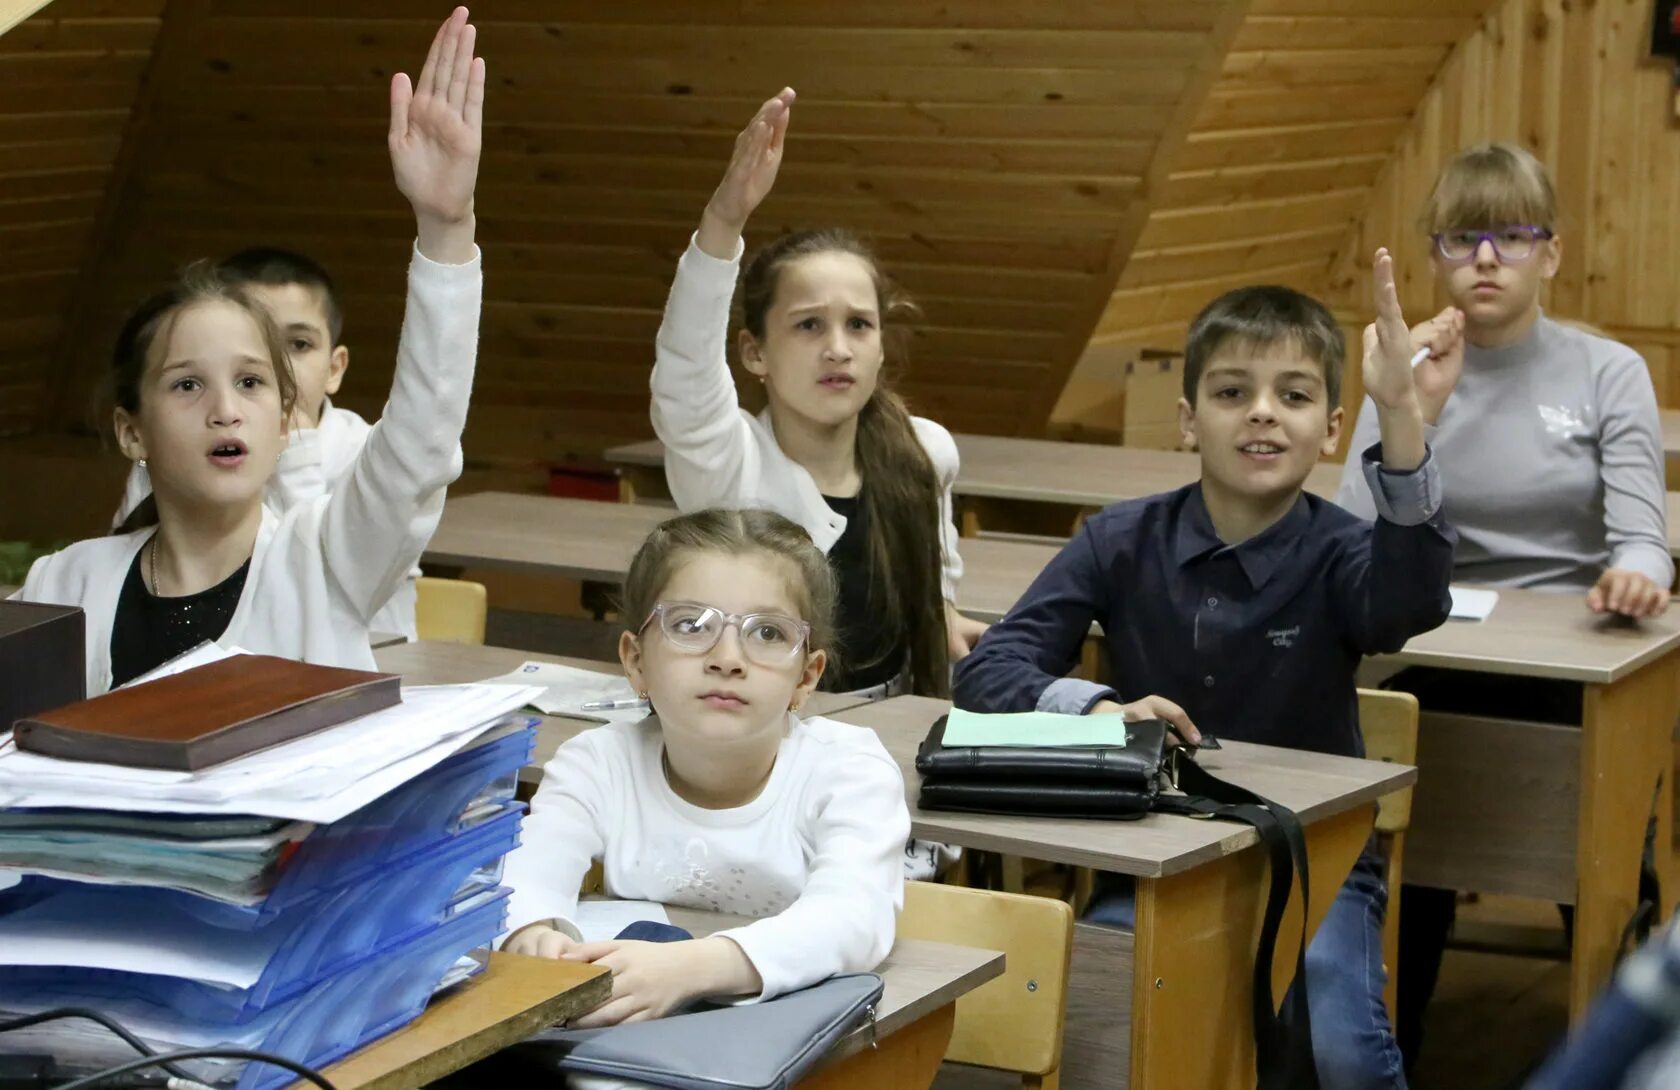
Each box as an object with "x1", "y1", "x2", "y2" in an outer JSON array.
[
  {"x1": 415, "y1": 576, "x2": 488, "y2": 645},
  {"x1": 1358, "y1": 687, "x2": 1420, "y2": 1022},
  {"x1": 898, "y1": 881, "x2": 1073, "y2": 1089}
]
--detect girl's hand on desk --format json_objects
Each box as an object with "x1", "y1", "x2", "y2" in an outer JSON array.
[
  {"x1": 564, "y1": 936, "x2": 760, "y2": 1028},
  {"x1": 1090, "y1": 694, "x2": 1202, "y2": 746},
  {"x1": 1588, "y1": 568, "x2": 1671, "y2": 620},
  {"x1": 945, "y1": 604, "x2": 989, "y2": 660}
]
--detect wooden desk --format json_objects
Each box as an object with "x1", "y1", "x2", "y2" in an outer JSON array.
[
  {"x1": 373, "y1": 641, "x2": 875, "y2": 772},
  {"x1": 604, "y1": 436, "x2": 1342, "y2": 534},
  {"x1": 422, "y1": 493, "x2": 1059, "y2": 628},
  {"x1": 837, "y1": 695, "x2": 1410, "y2": 1090},
  {"x1": 297, "y1": 952, "x2": 608, "y2": 1090},
  {"x1": 668, "y1": 906, "x2": 1004, "y2": 1089},
  {"x1": 1663, "y1": 408, "x2": 1679, "y2": 482},
  {"x1": 1371, "y1": 588, "x2": 1680, "y2": 1017}
]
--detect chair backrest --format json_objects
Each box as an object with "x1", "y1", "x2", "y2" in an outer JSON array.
[
  {"x1": 414, "y1": 576, "x2": 488, "y2": 645},
  {"x1": 897, "y1": 880, "x2": 1073, "y2": 1078},
  {"x1": 1358, "y1": 688, "x2": 1419, "y2": 833}
]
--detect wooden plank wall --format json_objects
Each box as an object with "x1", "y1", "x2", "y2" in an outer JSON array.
[
  {"x1": 0, "y1": 0, "x2": 161, "y2": 437},
  {"x1": 1328, "y1": 0, "x2": 1680, "y2": 412},
  {"x1": 39, "y1": 0, "x2": 1241, "y2": 469},
  {"x1": 1078, "y1": 0, "x2": 1499, "y2": 444}
]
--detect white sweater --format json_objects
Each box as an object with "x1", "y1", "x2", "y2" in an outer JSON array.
[
  {"x1": 651, "y1": 237, "x2": 964, "y2": 602},
  {"x1": 501, "y1": 714, "x2": 909, "y2": 1002},
  {"x1": 111, "y1": 403, "x2": 419, "y2": 640},
  {"x1": 14, "y1": 245, "x2": 481, "y2": 694}
]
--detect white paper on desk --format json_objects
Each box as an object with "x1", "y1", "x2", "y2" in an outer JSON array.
[
  {"x1": 1448, "y1": 587, "x2": 1499, "y2": 621},
  {"x1": 0, "y1": 683, "x2": 543, "y2": 822},
  {"x1": 0, "y1": 889, "x2": 273, "y2": 986},
  {"x1": 481, "y1": 661, "x2": 645, "y2": 722},
  {"x1": 573, "y1": 899, "x2": 671, "y2": 943}
]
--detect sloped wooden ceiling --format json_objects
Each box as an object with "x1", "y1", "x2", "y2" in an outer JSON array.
[
  {"x1": 0, "y1": 0, "x2": 161, "y2": 436},
  {"x1": 1090, "y1": 0, "x2": 1502, "y2": 413},
  {"x1": 32, "y1": 0, "x2": 1245, "y2": 463}
]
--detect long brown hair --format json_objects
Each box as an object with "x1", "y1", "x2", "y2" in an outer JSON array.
[
  {"x1": 740, "y1": 229, "x2": 950, "y2": 696},
  {"x1": 621, "y1": 507, "x2": 839, "y2": 673},
  {"x1": 106, "y1": 261, "x2": 298, "y2": 533}
]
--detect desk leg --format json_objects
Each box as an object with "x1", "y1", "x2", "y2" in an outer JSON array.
[
  {"x1": 1129, "y1": 804, "x2": 1373, "y2": 1090},
  {"x1": 1574, "y1": 656, "x2": 1680, "y2": 1015},
  {"x1": 796, "y1": 1003, "x2": 955, "y2": 1090}
]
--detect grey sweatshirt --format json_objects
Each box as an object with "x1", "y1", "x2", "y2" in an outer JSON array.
[{"x1": 1337, "y1": 313, "x2": 1672, "y2": 590}]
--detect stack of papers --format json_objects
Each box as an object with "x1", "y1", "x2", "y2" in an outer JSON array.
[
  {"x1": 0, "y1": 682, "x2": 542, "y2": 822},
  {"x1": 0, "y1": 812, "x2": 310, "y2": 903},
  {"x1": 0, "y1": 654, "x2": 544, "y2": 1089}
]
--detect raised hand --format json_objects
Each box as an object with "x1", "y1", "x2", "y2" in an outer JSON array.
[
  {"x1": 1361, "y1": 248, "x2": 1429, "y2": 471},
  {"x1": 1361, "y1": 249, "x2": 1422, "y2": 412},
  {"x1": 696, "y1": 88, "x2": 796, "y2": 260},
  {"x1": 389, "y1": 6, "x2": 484, "y2": 264},
  {"x1": 1410, "y1": 306, "x2": 1465, "y2": 425}
]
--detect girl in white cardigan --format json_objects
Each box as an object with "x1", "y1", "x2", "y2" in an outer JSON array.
[
  {"x1": 14, "y1": 7, "x2": 485, "y2": 694},
  {"x1": 652, "y1": 88, "x2": 985, "y2": 701},
  {"x1": 503, "y1": 508, "x2": 908, "y2": 1025}
]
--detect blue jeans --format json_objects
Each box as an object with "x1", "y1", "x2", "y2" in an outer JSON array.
[{"x1": 1087, "y1": 859, "x2": 1406, "y2": 1090}]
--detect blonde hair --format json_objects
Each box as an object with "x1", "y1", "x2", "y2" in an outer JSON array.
[
  {"x1": 1419, "y1": 142, "x2": 1559, "y2": 235},
  {"x1": 621, "y1": 508, "x2": 839, "y2": 666}
]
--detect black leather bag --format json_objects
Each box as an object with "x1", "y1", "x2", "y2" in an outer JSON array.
[
  {"x1": 915, "y1": 715, "x2": 1170, "y2": 817},
  {"x1": 915, "y1": 714, "x2": 1320, "y2": 1090}
]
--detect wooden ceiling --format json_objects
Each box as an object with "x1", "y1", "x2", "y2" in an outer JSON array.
[
  {"x1": 3, "y1": 0, "x2": 1510, "y2": 462},
  {"x1": 0, "y1": 0, "x2": 160, "y2": 436}
]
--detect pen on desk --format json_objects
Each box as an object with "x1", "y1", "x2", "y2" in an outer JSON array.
[
  {"x1": 1410, "y1": 346, "x2": 1431, "y2": 368},
  {"x1": 578, "y1": 697, "x2": 650, "y2": 712}
]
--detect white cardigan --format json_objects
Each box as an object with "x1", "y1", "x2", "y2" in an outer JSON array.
[
  {"x1": 16, "y1": 245, "x2": 481, "y2": 695},
  {"x1": 650, "y1": 237, "x2": 964, "y2": 602},
  {"x1": 111, "y1": 402, "x2": 419, "y2": 640}
]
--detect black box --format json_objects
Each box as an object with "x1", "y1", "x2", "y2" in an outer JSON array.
[{"x1": 0, "y1": 602, "x2": 85, "y2": 732}]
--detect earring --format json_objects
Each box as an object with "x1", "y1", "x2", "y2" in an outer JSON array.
[{"x1": 638, "y1": 691, "x2": 648, "y2": 701}]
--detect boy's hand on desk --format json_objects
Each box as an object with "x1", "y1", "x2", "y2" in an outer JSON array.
[
  {"x1": 1090, "y1": 695, "x2": 1201, "y2": 746},
  {"x1": 1588, "y1": 569, "x2": 1671, "y2": 620},
  {"x1": 945, "y1": 604, "x2": 989, "y2": 660},
  {"x1": 564, "y1": 937, "x2": 760, "y2": 1028},
  {"x1": 390, "y1": 6, "x2": 483, "y2": 265}
]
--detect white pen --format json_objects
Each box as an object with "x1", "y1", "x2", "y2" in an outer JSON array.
[
  {"x1": 1410, "y1": 346, "x2": 1431, "y2": 368},
  {"x1": 578, "y1": 697, "x2": 650, "y2": 712}
]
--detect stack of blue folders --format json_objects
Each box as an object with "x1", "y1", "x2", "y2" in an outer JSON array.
[{"x1": 0, "y1": 676, "x2": 543, "y2": 1090}]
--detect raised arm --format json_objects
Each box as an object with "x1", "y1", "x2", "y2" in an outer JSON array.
[
  {"x1": 652, "y1": 90, "x2": 796, "y2": 509},
  {"x1": 317, "y1": 7, "x2": 484, "y2": 621}
]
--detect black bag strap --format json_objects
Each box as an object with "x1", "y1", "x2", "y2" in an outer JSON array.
[{"x1": 1156, "y1": 756, "x2": 1321, "y2": 1090}]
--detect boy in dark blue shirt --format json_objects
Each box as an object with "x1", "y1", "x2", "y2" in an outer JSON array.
[{"x1": 953, "y1": 250, "x2": 1456, "y2": 1090}]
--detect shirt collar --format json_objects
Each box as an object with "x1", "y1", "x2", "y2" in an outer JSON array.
[{"x1": 1173, "y1": 485, "x2": 1315, "y2": 590}]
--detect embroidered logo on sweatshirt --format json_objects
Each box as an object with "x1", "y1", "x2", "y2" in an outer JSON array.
[{"x1": 1267, "y1": 626, "x2": 1300, "y2": 648}]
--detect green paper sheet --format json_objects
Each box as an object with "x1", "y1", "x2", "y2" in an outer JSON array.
[{"x1": 941, "y1": 708, "x2": 1127, "y2": 748}]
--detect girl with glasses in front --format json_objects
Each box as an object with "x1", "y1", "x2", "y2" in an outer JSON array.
[
  {"x1": 499, "y1": 508, "x2": 909, "y2": 1029},
  {"x1": 1335, "y1": 143, "x2": 1674, "y2": 1073}
]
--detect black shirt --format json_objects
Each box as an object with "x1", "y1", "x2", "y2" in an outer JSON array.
[
  {"x1": 109, "y1": 542, "x2": 250, "y2": 688},
  {"x1": 953, "y1": 475, "x2": 1455, "y2": 758},
  {"x1": 822, "y1": 491, "x2": 907, "y2": 692}
]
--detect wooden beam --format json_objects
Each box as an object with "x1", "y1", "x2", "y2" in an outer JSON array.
[{"x1": 1024, "y1": 0, "x2": 1254, "y2": 433}]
